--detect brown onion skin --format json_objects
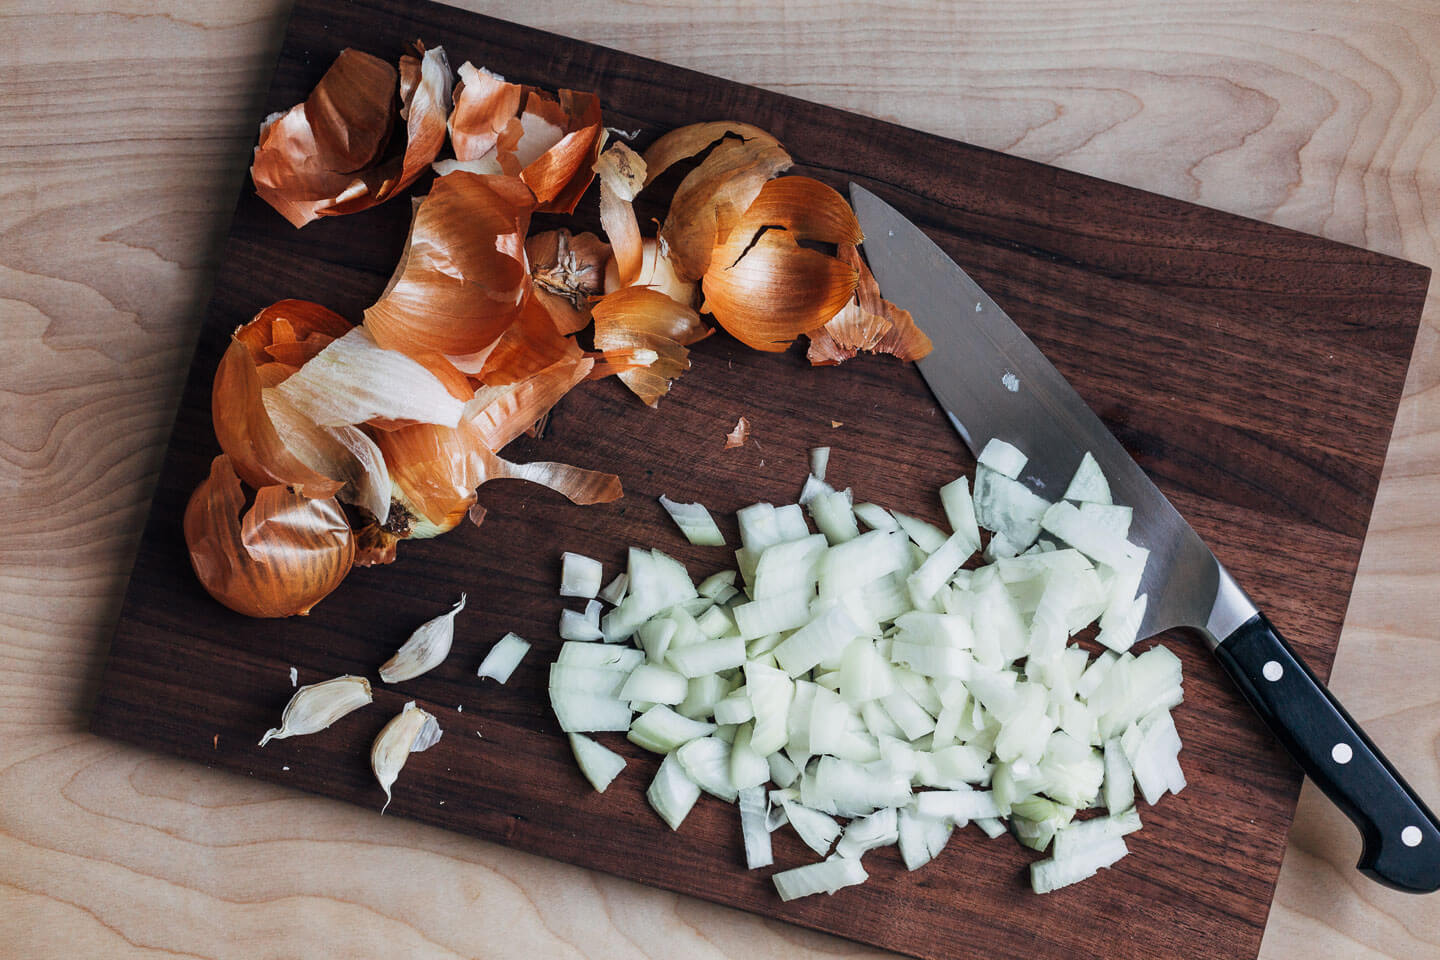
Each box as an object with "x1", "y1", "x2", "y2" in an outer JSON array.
[{"x1": 184, "y1": 455, "x2": 355, "y2": 618}]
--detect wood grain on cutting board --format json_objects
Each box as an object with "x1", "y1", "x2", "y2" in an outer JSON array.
[{"x1": 5, "y1": 1, "x2": 1434, "y2": 960}]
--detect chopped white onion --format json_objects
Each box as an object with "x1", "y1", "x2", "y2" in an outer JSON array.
[
  {"x1": 647, "y1": 752, "x2": 701, "y2": 830},
  {"x1": 773, "y1": 855, "x2": 868, "y2": 901},
  {"x1": 477, "y1": 632, "x2": 531, "y2": 684},
  {"x1": 659, "y1": 495, "x2": 726, "y2": 546},
  {"x1": 739, "y1": 785, "x2": 773, "y2": 869},
  {"x1": 549, "y1": 438, "x2": 1184, "y2": 902},
  {"x1": 569, "y1": 733, "x2": 626, "y2": 792},
  {"x1": 560, "y1": 551, "x2": 604, "y2": 599}
]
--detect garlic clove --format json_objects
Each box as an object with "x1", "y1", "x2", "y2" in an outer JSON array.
[
  {"x1": 259, "y1": 675, "x2": 373, "y2": 746},
  {"x1": 379, "y1": 594, "x2": 467, "y2": 684},
  {"x1": 371, "y1": 700, "x2": 443, "y2": 813}
]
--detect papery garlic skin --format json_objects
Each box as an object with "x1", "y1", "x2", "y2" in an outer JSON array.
[
  {"x1": 259, "y1": 675, "x2": 373, "y2": 746},
  {"x1": 379, "y1": 594, "x2": 467, "y2": 683},
  {"x1": 372, "y1": 700, "x2": 443, "y2": 813}
]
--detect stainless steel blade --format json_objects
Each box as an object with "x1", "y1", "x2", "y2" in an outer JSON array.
[{"x1": 850, "y1": 183, "x2": 1255, "y2": 643}]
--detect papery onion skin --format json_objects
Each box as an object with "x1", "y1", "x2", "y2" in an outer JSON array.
[
  {"x1": 251, "y1": 45, "x2": 453, "y2": 228},
  {"x1": 806, "y1": 244, "x2": 933, "y2": 366},
  {"x1": 212, "y1": 338, "x2": 344, "y2": 499},
  {"x1": 701, "y1": 177, "x2": 862, "y2": 351},
  {"x1": 323, "y1": 43, "x2": 454, "y2": 217},
  {"x1": 475, "y1": 293, "x2": 584, "y2": 387},
  {"x1": 251, "y1": 49, "x2": 397, "y2": 228},
  {"x1": 185, "y1": 455, "x2": 355, "y2": 618},
  {"x1": 522, "y1": 89, "x2": 604, "y2": 214},
  {"x1": 594, "y1": 143, "x2": 646, "y2": 287},
  {"x1": 236, "y1": 300, "x2": 353, "y2": 383},
  {"x1": 364, "y1": 171, "x2": 536, "y2": 360},
  {"x1": 592, "y1": 287, "x2": 710, "y2": 407}
]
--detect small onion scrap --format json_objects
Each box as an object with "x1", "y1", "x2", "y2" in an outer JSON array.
[
  {"x1": 184, "y1": 454, "x2": 355, "y2": 618},
  {"x1": 592, "y1": 287, "x2": 711, "y2": 407}
]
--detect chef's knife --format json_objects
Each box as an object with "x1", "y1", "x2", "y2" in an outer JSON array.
[{"x1": 851, "y1": 182, "x2": 1440, "y2": 893}]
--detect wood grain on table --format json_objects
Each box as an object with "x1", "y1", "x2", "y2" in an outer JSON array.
[{"x1": 3, "y1": 1, "x2": 1437, "y2": 957}]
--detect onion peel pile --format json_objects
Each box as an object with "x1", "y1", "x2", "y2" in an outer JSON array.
[
  {"x1": 251, "y1": 44, "x2": 452, "y2": 228},
  {"x1": 212, "y1": 48, "x2": 935, "y2": 618}
]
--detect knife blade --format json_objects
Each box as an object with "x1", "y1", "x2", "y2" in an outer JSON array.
[{"x1": 850, "y1": 182, "x2": 1440, "y2": 893}]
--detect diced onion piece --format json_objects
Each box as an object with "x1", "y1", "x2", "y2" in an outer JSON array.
[
  {"x1": 569, "y1": 733, "x2": 626, "y2": 792},
  {"x1": 734, "y1": 589, "x2": 813, "y2": 640},
  {"x1": 560, "y1": 551, "x2": 604, "y2": 598},
  {"x1": 550, "y1": 689, "x2": 631, "y2": 733},
  {"x1": 774, "y1": 604, "x2": 863, "y2": 678},
  {"x1": 780, "y1": 798, "x2": 843, "y2": 856},
  {"x1": 647, "y1": 752, "x2": 702, "y2": 830},
  {"x1": 892, "y1": 511, "x2": 949, "y2": 554},
  {"x1": 772, "y1": 855, "x2": 868, "y2": 902},
  {"x1": 973, "y1": 466, "x2": 1049, "y2": 551},
  {"x1": 1053, "y1": 808, "x2": 1141, "y2": 860},
  {"x1": 752, "y1": 533, "x2": 828, "y2": 599},
  {"x1": 1030, "y1": 837, "x2": 1128, "y2": 894},
  {"x1": 977, "y1": 438, "x2": 1028, "y2": 479},
  {"x1": 1103, "y1": 737, "x2": 1135, "y2": 813},
  {"x1": 810, "y1": 446, "x2": 830, "y2": 482},
  {"x1": 619, "y1": 664, "x2": 689, "y2": 704},
  {"x1": 834, "y1": 806, "x2": 899, "y2": 859},
  {"x1": 560, "y1": 607, "x2": 605, "y2": 641},
  {"x1": 774, "y1": 503, "x2": 810, "y2": 541},
  {"x1": 974, "y1": 817, "x2": 1008, "y2": 839},
  {"x1": 768, "y1": 751, "x2": 800, "y2": 789},
  {"x1": 628, "y1": 704, "x2": 717, "y2": 753},
  {"x1": 598, "y1": 572, "x2": 629, "y2": 605},
  {"x1": 1064, "y1": 452, "x2": 1113, "y2": 504},
  {"x1": 1040, "y1": 500, "x2": 1140, "y2": 571},
  {"x1": 738, "y1": 785, "x2": 774, "y2": 869},
  {"x1": 730, "y1": 722, "x2": 770, "y2": 788},
  {"x1": 659, "y1": 494, "x2": 726, "y2": 546},
  {"x1": 477, "y1": 632, "x2": 531, "y2": 683},
  {"x1": 907, "y1": 532, "x2": 976, "y2": 607},
  {"x1": 736, "y1": 502, "x2": 782, "y2": 551},
  {"x1": 667, "y1": 635, "x2": 747, "y2": 678},
  {"x1": 697, "y1": 570, "x2": 738, "y2": 600},
  {"x1": 808, "y1": 488, "x2": 859, "y2": 544},
  {"x1": 898, "y1": 805, "x2": 953, "y2": 870},
  {"x1": 853, "y1": 502, "x2": 898, "y2": 531},
  {"x1": 676, "y1": 735, "x2": 738, "y2": 801},
  {"x1": 938, "y1": 476, "x2": 982, "y2": 554}
]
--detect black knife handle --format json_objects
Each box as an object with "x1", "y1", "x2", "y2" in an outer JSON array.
[{"x1": 1215, "y1": 613, "x2": 1440, "y2": 892}]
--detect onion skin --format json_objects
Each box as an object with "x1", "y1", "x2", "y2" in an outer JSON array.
[
  {"x1": 185, "y1": 455, "x2": 355, "y2": 618},
  {"x1": 364, "y1": 171, "x2": 536, "y2": 361},
  {"x1": 251, "y1": 45, "x2": 452, "y2": 228},
  {"x1": 212, "y1": 337, "x2": 344, "y2": 498}
]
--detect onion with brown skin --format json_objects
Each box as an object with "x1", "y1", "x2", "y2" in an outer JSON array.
[{"x1": 184, "y1": 455, "x2": 355, "y2": 617}]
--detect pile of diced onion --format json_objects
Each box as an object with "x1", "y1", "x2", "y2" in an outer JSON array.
[{"x1": 548, "y1": 439, "x2": 1186, "y2": 897}]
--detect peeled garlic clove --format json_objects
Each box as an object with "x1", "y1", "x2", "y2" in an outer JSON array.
[
  {"x1": 379, "y1": 594, "x2": 467, "y2": 683},
  {"x1": 259, "y1": 675, "x2": 373, "y2": 746},
  {"x1": 372, "y1": 700, "x2": 443, "y2": 813}
]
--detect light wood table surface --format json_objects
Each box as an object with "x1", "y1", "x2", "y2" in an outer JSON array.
[{"x1": 3, "y1": 1, "x2": 1437, "y2": 957}]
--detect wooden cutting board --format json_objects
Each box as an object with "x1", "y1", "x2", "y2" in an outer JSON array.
[{"x1": 89, "y1": 0, "x2": 1430, "y2": 957}]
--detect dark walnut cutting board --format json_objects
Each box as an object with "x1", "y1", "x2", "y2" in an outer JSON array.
[{"x1": 90, "y1": 1, "x2": 1430, "y2": 958}]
